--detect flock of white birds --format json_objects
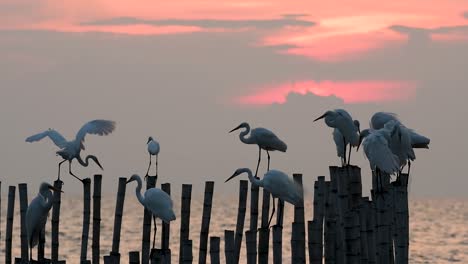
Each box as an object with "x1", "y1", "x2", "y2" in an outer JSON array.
[{"x1": 22, "y1": 109, "x2": 430, "y2": 261}]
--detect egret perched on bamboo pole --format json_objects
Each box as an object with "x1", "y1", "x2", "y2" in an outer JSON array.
[
  {"x1": 26, "y1": 182, "x2": 63, "y2": 262},
  {"x1": 25, "y1": 119, "x2": 115, "y2": 182},
  {"x1": 145, "y1": 137, "x2": 160, "y2": 179},
  {"x1": 126, "y1": 174, "x2": 176, "y2": 251},
  {"x1": 225, "y1": 168, "x2": 302, "y2": 227},
  {"x1": 229, "y1": 122, "x2": 287, "y2": 176},
  {"x1": 314, "y1": 109, "x2": 360, "y2": 166}
]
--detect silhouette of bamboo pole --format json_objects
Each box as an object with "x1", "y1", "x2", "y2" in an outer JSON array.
[
  {"x1": 92, "y1": 175, "x2": 102, "y2": 264},
  {"x1": 51, "y1": 179, "x2": 63, "y2": 262},
  {"x1": 141, "y1": 176, "x2": 156, "y2": 264},
  {"x1": 210, "y1": 237, "x2": 220, "y2": 264},
  {"x1": 18, "y1": 183, "x2": 29, "y2": 262},
  {"x1": 234, "y1": 180, "x2": 248, "y2": 264},
  {"x1": 198, "y1": 181, "x2": 214, "y2": 264},
  {"x1": 179, "y1": 184, "x2": 192, "y2": 264},
  {"x1": 5, "y1": 186, "x2": 16, "y2": 264},
  {"x1": 80, "y1": 178, "x2": 92, "y2": 263}
]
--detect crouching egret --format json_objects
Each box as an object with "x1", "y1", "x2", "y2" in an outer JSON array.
[
  {"x1": 146, "y1": 137, "x2": 160, "y2": 179},
  {"x1": 26, "y1": 119, "x2": 115, "y2": 182},
  {"x1": 229, "y1": 122, "x2": 287, "y2": 176},
  {"x1": 225, "y1": 168, "x2": 302, "y2": 227},
  {"x1": 126, "y1": 174, "x2": 176, "y2": 250},
  {"x1": 26, "y1": 182, "x2": 63, "y2": 261},
  {"x1": 358, "y1": 128, "x2": 400, "y2": 192},
  {"x1": 314, "y1": 109, "x2": 360, "y2": 166}
]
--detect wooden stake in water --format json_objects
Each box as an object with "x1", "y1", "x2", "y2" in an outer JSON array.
[
  {"x1": 366, "y1": 200, "x2": 377, "y2": 264},
  {"x1": 323, "y1": 181, "x2": 336, "y2": 264},
  {"x1": 129, "y1": 252, "x2": 140, "y2": 264},
  {"x1": 141, "y1": 176, "x2": 156, "y2": 264},
  {"x1": 245, "y1": 230, "x2": 257, "y2": 264},
  {"x1": 110, "y1": 177, "x2": 128, "y2": 261},
  {"x1": 210, "y1": 237, "x2": 220, "y2": 264},
  {"x1": 81, "y1": 178, "x2": 92, "y2": 263},
  {"x1": 51, "y1": 179, "x2": 63, "y2": 262},
  {"x1": 310, "y1": 177, "x2": 326, "y2": 264},
  {"x1": 258, "y1": 188, "x2": 270, "y2": 264},
  {"x1": 92, "y1": 175, "x2": 102, "y2": 264},
  {"x1": 5, "y1": 186, "x2": 16, "y2": 264},
  {"x1": 18, "y1": 183, "x2": 29, "y2": 262},
  {"x1": 247, "y1": 181, "x2": 259, "y2": 264},
  {"x1": 234, "y1": 180, "x2": 248, "y2": 264},
  {"x1": 161, "y1": 183, "x2": 172, "y2": 262},
  {"x1": 182, "y1": 240, "x2": 193, "y2": 264},
  {"x1": 198, "y1": 181, "x2": 214, "y2": 264},
  {"x1": 224, "y1": 230, "x2": 235, "y2": 264},
  {"x1": 291, "y1": 174, "x2": 305, "y2": 264},
  {"x1": 179, "y1": 184, "x2": 192, "y2": 264},
  {"x1": 273, "y1": 199, "x2": 284, "y2": 264}
]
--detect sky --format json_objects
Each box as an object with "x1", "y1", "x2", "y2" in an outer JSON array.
[{"x1": 0, "y1": 0, "x2": 467, "y2": 198}]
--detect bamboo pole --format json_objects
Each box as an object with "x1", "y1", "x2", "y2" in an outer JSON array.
[
  {"x1": 323, "y1": 181, "x2": 336, "y2": 264},
  {"x1": 51, "y1": 179, "x2": 63, "y2": 262},
  {"x1": 182, "y1": 240, "x2": 193, "y2": 264},
  {"x1": 38, "y1": 227, "x2": 45, "y2": 261},
  {"x1": 291, "y1": 174, "x2": 305, "y2": 264},
  {"x1": 92, "y1": 175, "x2": 102, "y2": 264},
  {"x1": 245, "y1": 231, "x2": 257, "y2": 264},
  {"x1": 198, "y1": 181, "x2": 214, "y2": 264},
  {"x1": 5, "y1": 186, "x2": 16, "y2": 264},
  {"x1": 224, "y1": 230, "x2": 235, "y2": 264},
  {"x1": 110, "y1": 177, "x2": 128, "y2": 261},
  {"x1": 257, "y1": 188, "x2": 270, "y2": 264},
  {"x1": 310, "y1": 176, "x2": 326, "y2": 263},
  {"x1": 366, "y1": 200, "x2": 377, "y2": 264},
  {"x1": 373, "y1": 171, "x2": 391, "y2": 264},
  {"x1": 359, "y1": 198, "x2": 369, "y2": 264},
  {"x1": 329, "y1": 167, "x2": 345, "y2": 264},
  {"x1": 210, "y1": 237, "x2": 220, "y2": 264},
  {"x1": 308, "y1": 220, "x2": 322, "y2": 264},
  {"x1": 80, "y1": 178, "x2": 92, "y2": 263},
  {"x1": 18, "y1": 183, "x2": 29, "y2": 261},
  {"x1": 234, "y1": 180, "x2": 248, "y2": 264},
  {"x1": 179, "y1": 184, "x2": 192, "y2": 264},
  {"x1": 273, "y1": 199, "x2": 284, "y2": 264},
  {"x1": 160, "y1": 183, "x2": 171, "y2": 263},
  {"x1": 141, "y1": 176, "x2": 156, "y2": 264},
  {"x1": 129, "y1": 252, "x2": 140, "y2": 264}
]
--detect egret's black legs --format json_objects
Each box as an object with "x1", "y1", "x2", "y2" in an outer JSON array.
[
  {"x1": 69, "y1": 161, "x2": 83, "y2": 182},
  {"x1": 343, "y1": 137, "x2": 347, "y2": 166},
  {"x1": 267, "y1": 150, "x2": 271, "y2": 171},
  {"x1": 407, "y1": 160, "x2": 411, "y2": 176},
  {"x1": 255, "y1": 147, "x2": 262, "y2": 177},
  {"x1": 152, "y1": 215, "x2": 157, "y2": 250},
  {"x1": 30, "y1": 243, "x2": 33, "y2": 262},
  {"x1": 57, "y1": 159, "x2": 66, "y2": 181},
  {"x1": 348, "y1": 144, "x2": 352, "y2": 166},
  {"x1": 155, "y1": 155, "x2": 158, "y2": 178},
  {"x1": 268, "y1": 196, "x2": 276, "y2": 228},
  {"x1": 145, "y1": 154, "x2": 152, "y2": 180}
]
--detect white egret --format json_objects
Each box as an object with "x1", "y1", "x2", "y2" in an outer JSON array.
[
  {"x1": 126, "y1": 174, "x2": 176, "y2": 250},
  {"x1": 384, "y1": 120, "x2": 416, "y2": 178},
  {"x1": 370, "y1": 112, "x2": 430, "y2": 149},
  {"x1": 358, "y1": 128, "x2": 400, "y2": 192},
  {"x1": 314, "y1": 109, "x2": 360, "y2": 166},
  {"x1": 26, "y1": 120, "x2": 115, "y2": 182},
  {"x1": 229, "y1": 122, "x2": 287, "y2": 176},
  {"x1": 145, "y1": 137, "x2": 160, "y2": 179},
  {"x1": 333, "y1": 119, "x2": 360, "y2": 166},
  {"x1": 225, "y1": 168, "x2": 302, "y2": 227},
  {"x1": 26, "y1": 182, "x2": 63, "y2": 261}
]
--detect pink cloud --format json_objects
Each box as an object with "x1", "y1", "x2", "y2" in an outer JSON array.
[{"x1": 235, "y1": 80, "x2": 417, "y2": 105}]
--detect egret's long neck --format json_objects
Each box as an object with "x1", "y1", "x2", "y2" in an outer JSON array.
[
  {"x1": 77, "y1": 154, "x2": 90, "y2": 167},
  {"x1": 239, "y1": 124, "x2": 255, "y2": 144},
  {"x1": 241, "y1": 168, "x2": 263, "y2": 187},
  {"x1": 134, "y1": 176, "x2": 145, "y2": 206},
  {"x1": 40, "y1": 188, "x2": 55, "y2": 211}
]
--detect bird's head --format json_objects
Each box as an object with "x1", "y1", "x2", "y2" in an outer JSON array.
[
  {"x1": 229, "y1": 122, "x2": 249, "y2": 133},
  {"x1": 147, "y1": 137, "x2": 153, "y2": 144},
  {"x1": 354, "y1": 120, "x2": 361, "y2": 134},
  {"x1": 225, "y1": 168, "x2": 250, "y2": 182},
  {"x1": 126, "y1": 174, "x2": 140, "y2": 184},
  {"x1": 357, "y1": 129, "x2": 371, "y2": 152},
  {"x1": 313, "y1": 110, "x2": 334, "y2": 122},
  {"x1": 39, "y1": 182, "x2": 63, "y2": 196}
]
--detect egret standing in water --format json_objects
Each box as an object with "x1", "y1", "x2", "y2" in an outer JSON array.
[
  {"x1": 229, "y1": 122, "x2": 287, "y2": 176},
  {"x1": 146, "y1": 137, "x2": 160, "y2": 179},
  {"x1": 225, "y1": 168, "x2": 302, "y2": 227},
  {"x1": 26, "y1": 119, "x2": 115, "y2": 182},
  {"x1": 26, "y1": 182, "x2": 63, "y2": 261},
  {"x1": 126, "y1": 174, "x2": 176, "y2": 251},
  {"x1": 314, "y1": 109, "x2": 360, "y2": 166}
]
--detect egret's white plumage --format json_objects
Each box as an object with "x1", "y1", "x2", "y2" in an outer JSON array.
[
  {"x1": 127, "y1": 174, "x2": 176, "y2": 249},
  {"x1": 26, "y1": 120, "x2": 115, "y2": 181},
  {"x1": 370, "y1": 112, "x2": 430, "y2": 149},
  {"x1": 229, "y1": 122, "x2": 287, "y2": 176},
  {"x1": 26, "y1": 182, "x2": 62, "y2": 261},
  {"x1": 359, "y1": 128, "x2": 400, "y2": 175},
  {"x1": 146, "y1": 137, "x2": 160, "y2": 177},
  {"x1": 384, "y1": 120, "x2": 416, "y2": 170},
  {"x1": 315, "y1": 109, "x2": 360, "y2": 165},
  {"x1": 225, "y1": 168, "x2": 302, "y2": 227}
]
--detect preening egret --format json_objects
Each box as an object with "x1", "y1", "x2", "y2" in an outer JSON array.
[
  {"x1": 229, "y1": 122, "x2": 287, "y2": 177},
  {"x1": 225, "y1": 168, "x2": 302, "y2": 227},
  {"x1": 384, "y1": 120, "x2": 416, "y2": 177},
  {"x1": 126, "y1": 174, "x2": 176, "y2": 250},
  {"x1": 146, "y1": 137, "x2": 160, "y2": 179},
  {"x1": 26, "y1": 182, "x2": 63, "y2": 261},
  {"x1": 358, "y1": 128, "x2": 400, "y2": 192},
  {"x1": 26, "y1": 120, "x2": 115, "y2": 182},
  {"x1": 314, "y1": 109, "x2": 360, "y2": 166},
  {"x1": 370, "y1": 112, "x2": 430, "y2": 149}
]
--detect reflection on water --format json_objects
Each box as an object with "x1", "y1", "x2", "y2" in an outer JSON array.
[{"x1": 1, "y1": 196, "x2": 466, "y2": 263}]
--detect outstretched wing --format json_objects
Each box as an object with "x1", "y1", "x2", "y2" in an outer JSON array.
[
  {"x1": 75, "y1": 120, "x2": 116, "y2": 150},
  {"x1": 25, "y1": 129, "x2": 68, "y2": 148},
  {"x1": 363, "y1": 133, "x2": 400, "y2": 174}
]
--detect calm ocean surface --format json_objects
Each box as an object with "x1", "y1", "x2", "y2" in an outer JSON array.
[{"x1": 1, "y1": 196, "x2": 467, "y2": 263}]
